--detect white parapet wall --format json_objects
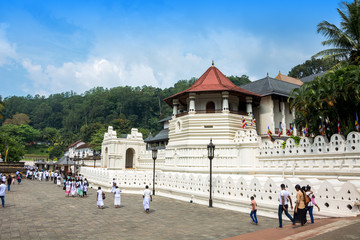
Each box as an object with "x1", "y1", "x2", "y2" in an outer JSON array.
[
  {"x1": 80, "y1": 167, "x2": 360, "y2": 218},
  {"x1": 80, "y1": 129, "x2": 360, "y2": 219}
]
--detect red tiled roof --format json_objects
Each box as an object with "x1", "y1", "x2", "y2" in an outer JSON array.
[
  {"x1": 75, "y1": 143, "x2": 94, "y2": 150},
  {"x1": 65, "y1": 140, "x2": 83, "y2": 151},
  {"x1": 164, "y1": 64, "x2": 259, "y2": 106}
]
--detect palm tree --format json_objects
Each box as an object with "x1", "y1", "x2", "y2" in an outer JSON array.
[{"x1": 313, "y1": 0, "x2": 360, "y2": 65}]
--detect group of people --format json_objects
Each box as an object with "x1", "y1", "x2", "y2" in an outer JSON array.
[
  {"x1": 249, "y1": 183, "x2": 320, "y2": 227},
  {"x1": 0, "y1": 171, "x2": 23, "y2": 208},
  {"x1": 64, "y1": 175, "x2": 88, "y2": 198},
  {"x1": 96, "y1": 178, "x2": 152, "y2": 214},
  {"x1": 25, "y1": 169, "x2": 62, "y2": 182}
]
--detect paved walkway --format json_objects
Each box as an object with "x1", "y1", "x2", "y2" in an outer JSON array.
[
  {"x1": 1, "y1": 179, "x2": 359, "y2": 240},
  {"x1": 0, "y1": 179, "x2": 276, "y2": 240}
]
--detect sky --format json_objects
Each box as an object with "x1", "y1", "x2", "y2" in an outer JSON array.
[{"x1": 0, "y1": 0, "x2": 342, "y2": 97}]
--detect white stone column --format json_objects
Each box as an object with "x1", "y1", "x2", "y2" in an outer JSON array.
[
  {"x1": 281, "y1": 101, "x2": 286, "y2": 133},
  {"x1": 222, "y1": 91, "x2": 229, "y2": 112},
  {"x1": 292, "y1": 108, "x2": 297, "y2": 136},
  {"x1": 172, "y1": 99, "x2": 179, "y2": 116},
  {"x1": 189, "y1": 93, "x2": 196, "y2": 114},
  {"x1": 270, "y1": 97, "x2": 275, "y2": 133},
  {"x1": 246, "y1": 96, "x2": 253, "y2": 116}
]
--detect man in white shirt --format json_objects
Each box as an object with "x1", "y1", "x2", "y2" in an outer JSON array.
[
  {"x1": 278, "y1": 183, "x2": 294, "y2": 228},
  {"x1": 0, "y1": 181, "x2": 7, "y2": 207}
]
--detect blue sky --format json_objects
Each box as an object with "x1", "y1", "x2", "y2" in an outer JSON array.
[{"x1": 0, "y1": 0, "x2": 341, "y2": 97}]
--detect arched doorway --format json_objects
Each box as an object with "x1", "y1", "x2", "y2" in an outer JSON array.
[
  {"x1": 125, "y1": 148, "x2": 135, "y2": 168},
  {"x1": 206, "y1": 101, "x2": 215, "y2": 113}
]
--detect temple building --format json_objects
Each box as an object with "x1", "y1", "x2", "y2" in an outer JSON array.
[{"x1": 81, "y1": 63, "x2": 360, "y2": 219}]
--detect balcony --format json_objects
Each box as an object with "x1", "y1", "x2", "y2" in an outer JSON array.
[{"x1": 176, "y1": 109, "x2": 248, "y2": 117}]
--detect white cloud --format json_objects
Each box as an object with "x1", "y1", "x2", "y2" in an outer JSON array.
[
  {"x1": 19, "y1": 28, "x2": 315, "y2": 96},
  {"x1": 0, "y1": 24, "x2": 17, "y2": 66}
]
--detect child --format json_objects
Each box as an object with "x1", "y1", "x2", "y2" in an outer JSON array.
[{"x1": 250, "y1": 196, "x2": 258, "y2": 225}]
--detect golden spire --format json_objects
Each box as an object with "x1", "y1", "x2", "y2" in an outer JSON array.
[{"x1": 212, "y1": 59, "x2": 214, "y2": 67}]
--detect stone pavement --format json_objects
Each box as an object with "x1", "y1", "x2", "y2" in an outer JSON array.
[
  {"x1": 1, "y1": 179, "x2": 359, "y2": 240},
  {"x1": 0, "y1": 179, "x2": 277, "y2": 240}
]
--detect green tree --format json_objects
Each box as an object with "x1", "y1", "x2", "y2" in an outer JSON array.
[
  {"x1": 0, "y1": 124, "x2": 41, "y2": 143},
  {"x1": 80, "y1": 123, "x2": 106, "y2": 143},
  {"x1": 3, "y1": 113, "x2": 31, "y2": 126},
  {"x1": 48, "y1": 143, "x2": 64, "y2": 160},
  {"x1": 42, "y1": 127, "x2": 60, "y2": 144},
  {"x1": 288, "y1": 58, "x2": 340, "y2": 78},
  {"x1": 290, "y1": 65, "x2": 360, "y2": 137},
  {"x1": 227, "y1": 75, "x2": 251, "y2": 86},
  {"x1": 89, "y1": 129, "x2": 107, "y2": 151},
  {"x1": 313, "y1": 0, "x2": 360, "y2": 65},
  {"x1": 0, "y1": 133, "x2": 26, "y2": 162}
]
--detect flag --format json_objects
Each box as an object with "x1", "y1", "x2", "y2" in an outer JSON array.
[
  {"x1": 356, "y1": 113, "x2": 360, "y2": 132},
  {"x1": 286, "y1": 129, "x2": 291, "y2": 136},
  {"x1": 278, "y1": 122, "x2": 283, "y2": 138},
  {"x1": 242, "y1": 117, "x2": 247, "y2": 129},
  {"x1": 251, "y1": 116, "x2": 256, "y2": 126},
  {"x1": 303, "y1": 124, "x2": 308, "y2": 137},
  {"x1": 5, "y1": 149, "x2": 8, "y2": 162},
  {"x1": 337, "y1": 121, "x2": 341, "y2": 134},
  {"x1": 267, "y1": 126, "x2": 272, "y2": 139}
]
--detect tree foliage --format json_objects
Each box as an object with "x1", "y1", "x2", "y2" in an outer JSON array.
[
  {"x1": 228, "y1": 75, "x2": 251, "y2": 86},
  {"x1": 290, "y1": 65, "x2": 360, "y2": 137},
  {"x1": 313, "y1": 0, "x2": 360, "y2": 65},
  {"x1": 288, "y1": 58, "x2": 340, "y2": 78}
]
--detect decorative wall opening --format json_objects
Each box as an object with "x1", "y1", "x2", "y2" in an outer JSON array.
[{"x1": 126, "y1": 148, "x2": 135, "y2": 168}]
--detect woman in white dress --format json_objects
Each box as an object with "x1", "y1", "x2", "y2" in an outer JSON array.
[
  {"x1": 57, "y1": 175, "x2": 61, "y2": 186},
  {"x1": 97, "y1": 187, "x2": 104, "y2": 209},
  {"x1": 114, "y1": 186, "x2": 121, "y2": 208},
  {"x1": 143, "y1": 185, "x2": 152, "y2": 214},
  {"x1": 70, "y1": 181, "x2": 76, "y2": 197}
]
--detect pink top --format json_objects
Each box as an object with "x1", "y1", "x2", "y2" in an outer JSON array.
[{"x1": 251, "y1": 200, "x2": 257, "y2": 210}]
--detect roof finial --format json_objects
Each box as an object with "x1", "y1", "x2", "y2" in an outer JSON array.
[
  {"x1": 267, "y1": 72, "x2": 269, "y2": 77},
  {"x1": 212, "y1": 59, "x2": 214, "y2": 66}
]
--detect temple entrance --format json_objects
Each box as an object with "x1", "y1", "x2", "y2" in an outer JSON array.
[
  {"x1": 125, "y1": 148, "x2": 135, "y2": 168},
  {"x1": 206, "y1": 101, "x2": 215, "y2": 113}
]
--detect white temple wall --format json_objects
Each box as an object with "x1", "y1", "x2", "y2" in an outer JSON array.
[{"x1": 80, "y1": 167, "x2": 360, "y2": 218}]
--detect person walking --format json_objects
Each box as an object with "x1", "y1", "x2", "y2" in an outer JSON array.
[
  {"x1": 250, "y1": 196, "x2": 258, "y2": 225},
  {"x1": 306, "y1": 185, "x2": 320, "y2": 224},
  {"x1": 294, "y1": 184, "x2": 307, "y2": 226},
  {"x1": 113, "y1": 186, "x2": 121, "y2": 208},
  {"x1": 17, "y1": 173, "x2": 22, "y2": 184},
  {"x1": 278, "y1": 184, "x2": 294, "y2": 228},
  {"x1": 0, "y1": 181, "x2": 7, "y2": 207},
  {"x1": 143, "y1": 185, "x2": 152, "y2": 214},
  {"x1": 97, "y1": 187, "x2": 105, "y2": 209},
  {"x1": 7, "y1": 175, "x2": 12, "y2": 191}
]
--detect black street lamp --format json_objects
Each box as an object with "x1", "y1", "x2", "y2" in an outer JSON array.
[
  {"x1": 152, "y1": 147, "x2": 158, "y2": 196},
  {"x1": 66, "y1": 156, "x2": 69, "y2": 176},
  {"x1": 207, "y1": 139, "x2": 215, "y2": 207}
]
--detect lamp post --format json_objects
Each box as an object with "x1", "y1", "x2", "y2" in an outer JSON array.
[
  {"x1": 66, "y1": 156, "x2": 69, "y2": 176},
  {"x1": 207, "y1": 139, "x2": 215, "y2": 208},
  {"x1": 152, "y1": 147, "x2": 158, "y2": 196}
]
